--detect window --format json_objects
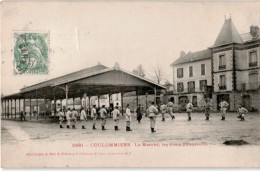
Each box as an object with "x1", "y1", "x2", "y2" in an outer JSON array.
[
  {"x1": 219, "y1": 55, "x2": 226, "y2": 69},
  {"x1": 200, "y1": 80, "x2": 207, "y2": 91},
  {"x1": 189, "y1": 66, "x2": 193, "y2": 77},
  {"x1": 249, "y1": 51, "x2": 257, "y2": 67},
  {"x1": 249, "y1": 73, "x2": 258, "y2": 90},
  {"x1": 192, "y1": 96, "x2": 197, "y2": 107},
  {"x1": 219, "y1": 75, "x2": 226, "y2": 89},
  {"x1": 177, "y1": 68, "x2": 183, "y2": 78},
  {"x1": 201, "y1": 64, "x2": 205, "y2": 75},
  {"x1": 188, "y1": 81, "x2": 195, "y2": 93},
  {"x1": 177, "y1": 82, "x2": 184, "y2": 92}
]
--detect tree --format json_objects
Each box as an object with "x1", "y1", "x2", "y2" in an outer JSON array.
[
  {"x1": 151, "y1": 64, "x2": 165, "y2": 84},
  {"x1": 132, "y1": 65, "x2": 145, "y2": 78}
]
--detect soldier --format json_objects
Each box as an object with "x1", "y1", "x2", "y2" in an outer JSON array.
[
  {"x1": 147, "y1": 101, "x2": 158, "y2": 133},
  {"x1": 91, "y1": 105, "x2": 97, "y2": 130},
  {"x1": 160, "y1": 103, "x2": 167, "y2": 121},
  {"x1": 125, "y1": 104, "x2": 132, "y2": 131},
  {"x1": 219, "y1": 99, "x2": 229, "y2": 121},
  {"x1": 112, "y1": 106, "x2": 120, "y2": 131},
  {"x1": 66, "y1": 108, "x2": 72, "y2": 129},
  {"x1": 237, "y1": 104, "x2": 248, "y2": 121},
  {"x1": 186, "y1": 100, "x2": 193, "y2": 121},
  {"x1": 167, "y1": 99, "x2": 175, "y2": 119},
  {"x1": 204, "y1": 99, "x2": 211, "y2": 120},
  {"x1": 71, "y1": 108, "x2": 78, "y2": 129},
  {"x1": 58, "y1": 109, "x2": 64, "y2": 128},
  {"x1": 80, "y1": 108, "x2": 87, "y2": 129},
  {"x1": 136, "y1": 104, "x2": 142, "y2": 123},
  {"x1": 100, "y1": 105, "x2": 107, "y2": 130}
]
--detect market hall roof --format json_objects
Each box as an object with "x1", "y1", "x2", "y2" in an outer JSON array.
[
  {"x1": 170, "y1": 49, "x2": 211, "y2": 66},
  {"x1": 2, "y1": 64, "x2": 166, "y2": 100}
]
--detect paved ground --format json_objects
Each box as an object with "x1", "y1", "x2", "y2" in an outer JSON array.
[{"x1": 2, "y1": 112, "x2": 260, "y2": 146}]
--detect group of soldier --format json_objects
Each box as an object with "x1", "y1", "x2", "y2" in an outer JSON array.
[{"x1": 57, "y1": 98, "x2": 249, "y2": 133}]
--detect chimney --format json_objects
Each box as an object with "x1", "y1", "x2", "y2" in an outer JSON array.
[
  {"x1": 180, "y1": 51, "x2": 185, "y2": 57},
  {"x1": 250, "y1": 25, "x2": 259, "y2": 37}
]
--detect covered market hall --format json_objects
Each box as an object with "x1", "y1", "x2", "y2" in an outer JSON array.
[{"x1": 1, "y1": 63, "x2": 166, "y2": 120}]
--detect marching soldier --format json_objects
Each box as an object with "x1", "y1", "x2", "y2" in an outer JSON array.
[
  {"x1": 66, "y1": 108, "x2": 72, "y2": 129},
  {"x1": 71, "y1": 108, "x2": 78, "y2": 129},
  {"x1": 204, "y1": 99, "x2": 211, "y2": 120},
  {"x1": 100, "y1": 105, "x2": 107, "y2": 130},
  {"x1": 237, "y1": 104, "x2": 248, "y2": 121},
  {"x1": 112, "y1": 106, "x2": 120, "y2": 131},
  {"x1": 125, "y1": 104, "x2": 132, "y2": 131},
  {"x1": 160, "y1": 103, "x2": 167, "y2": 121},
  {"x1": 58, "y1": 109, "x2": 64, "y2": 128},
  {"x1": 147, "y1": 101, "x2": 158, "y2": 133},
  {"x1": 80, "y1": 108, "x2": 87, "y2": 129},
  {"x1": 167, "y1": 99, "x2": 175, "y2": 119},
  {"x1": 186, "y1": 100, "x2": 193, "y2": 121},
  {"x1": 91, "y1": 105, "x2": 97, "y2": 130},
  {"x1": 219, "y1": 99, "x2": 229, "y2": 121}
]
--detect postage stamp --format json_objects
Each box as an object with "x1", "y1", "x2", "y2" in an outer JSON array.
[{"x1": 13, "y1": 32, "x2": 49, "y2": 75}]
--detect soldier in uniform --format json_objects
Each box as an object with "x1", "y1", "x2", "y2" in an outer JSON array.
[
  {"x1": 100, "y1": 105, "x2": 107, "y2": 130},
  {"x1": 147, "y1": 101, "x2": 158, "y2": 133},
  {"x1": 91, "y1": 105, "x2": 97, "y2": 130},
  {"x1": 136, "y1": 104, "x2": 142, "y2": 123},
  {"x1": 58, "y1": 109, "x2": 64, "y2": 128},
  {"x1": 112, "y1": 106, "x2": 120, "y2": 131},
  {"x1": 80, "y1": 108, "x2": 87, "y2": 129},
  {"x1": 71, "y1": 108, "x2": 78, "y2": 129},
  {"x1": 66, "y1": 108, "x2": 72, "y2": 129},
  {"x1": 237, "y1": 104, "x2": 248, "y2": 121},
  {"x1": 160, "y1": 103, "x2": 167, "y2": 121},
  {"x1": 167, "y1": 99, "x2": 175, "y2": 119},
  {"x1": 204, "y1": 99, "x2": 211, "y2": 120},
  {"x1": 186, "y1": 100, "x2": 193, "y2": 121},
  {"x1": 125, "y1": 104, "x2": 132, "y2": 131},
  {"x1": 219, "y1": 99, "x2": 229, "y2": 121}
]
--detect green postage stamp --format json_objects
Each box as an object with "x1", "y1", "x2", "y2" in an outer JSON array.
[{"x1": 13, "y1": 32, "x2": 49, "y2": 75}]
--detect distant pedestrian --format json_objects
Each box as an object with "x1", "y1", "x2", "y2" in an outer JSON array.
[
  {"x1": 66, "y1": 108, "x2": 72, "y2": 129},
  {"x1": 160, "y1": 103, "x2": 167, "y2": 121},
  {"x1": 112, "y1": 106, "x2": 120, "y2": 130},
  {"x1": 219, "y1": 99, "x2": 229, "y2": 121},
  {"x1": 91, "y1": 105, "x2": 97, "y2": 130},
  {"x1": 100, "y1": 105, "x2": 107, "y2": 130},
  {"x1": 167, "y1": 99, "x2": 175, "y2": 119},
  {"x1": 125, "y1": 104, "x2": 132, "y2": 131},
  {"x1": 80, "y1": 108, "x2": 87, "y2": 129},
  {"x1": 147, "y1": 101, "x2": 158, "y2": 133},
  {"x1": 58, "y1": 109, "x2": 64, "y2": 128},
  {"x1": 186, "y1": 100, "x2": 193, "y2": 121},
  {"x1": 136, "y1": 104, "x2": 142, "y2": 123},
  {"x1": 237, "y1": 104, "x2": 248, "y2": 121},
  {"x1": 20, "y1": 111, "x2": 26, "y2": 121},
  {"x1": 204, "y1": 99, "x2": 211, "y2": 120}
]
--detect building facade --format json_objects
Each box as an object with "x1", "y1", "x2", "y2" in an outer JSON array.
[
  {"x1": 171, "y1": 18, "x2": 260, "y2": 112},
  {"x1": 170, "y1": 49, "x2": 212, "y2": 110}
]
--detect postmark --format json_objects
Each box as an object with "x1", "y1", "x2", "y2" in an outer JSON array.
[{"x1": 13, "y1": 32, "x2": 49, "y2": 75}]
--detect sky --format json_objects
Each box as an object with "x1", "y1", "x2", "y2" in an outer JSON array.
[{"x1": 1, "y1": 1, "x2": 260, "y2": 96}]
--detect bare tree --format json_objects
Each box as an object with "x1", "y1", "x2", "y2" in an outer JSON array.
[
  {"x1": 151, "y1": 64, "x2": 165, "y2": 84},
  {"x1": 132, "y1": 65, "x2": 145, "y2": 78}
]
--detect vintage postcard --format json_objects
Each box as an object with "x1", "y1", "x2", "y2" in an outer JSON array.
[{"x1": 1, "y1": 0, "x2": 260, "y2": 168}]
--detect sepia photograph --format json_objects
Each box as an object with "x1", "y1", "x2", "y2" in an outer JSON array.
[{"x1": 1, "y1": 0, "x2": 260, "y2": 168}]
